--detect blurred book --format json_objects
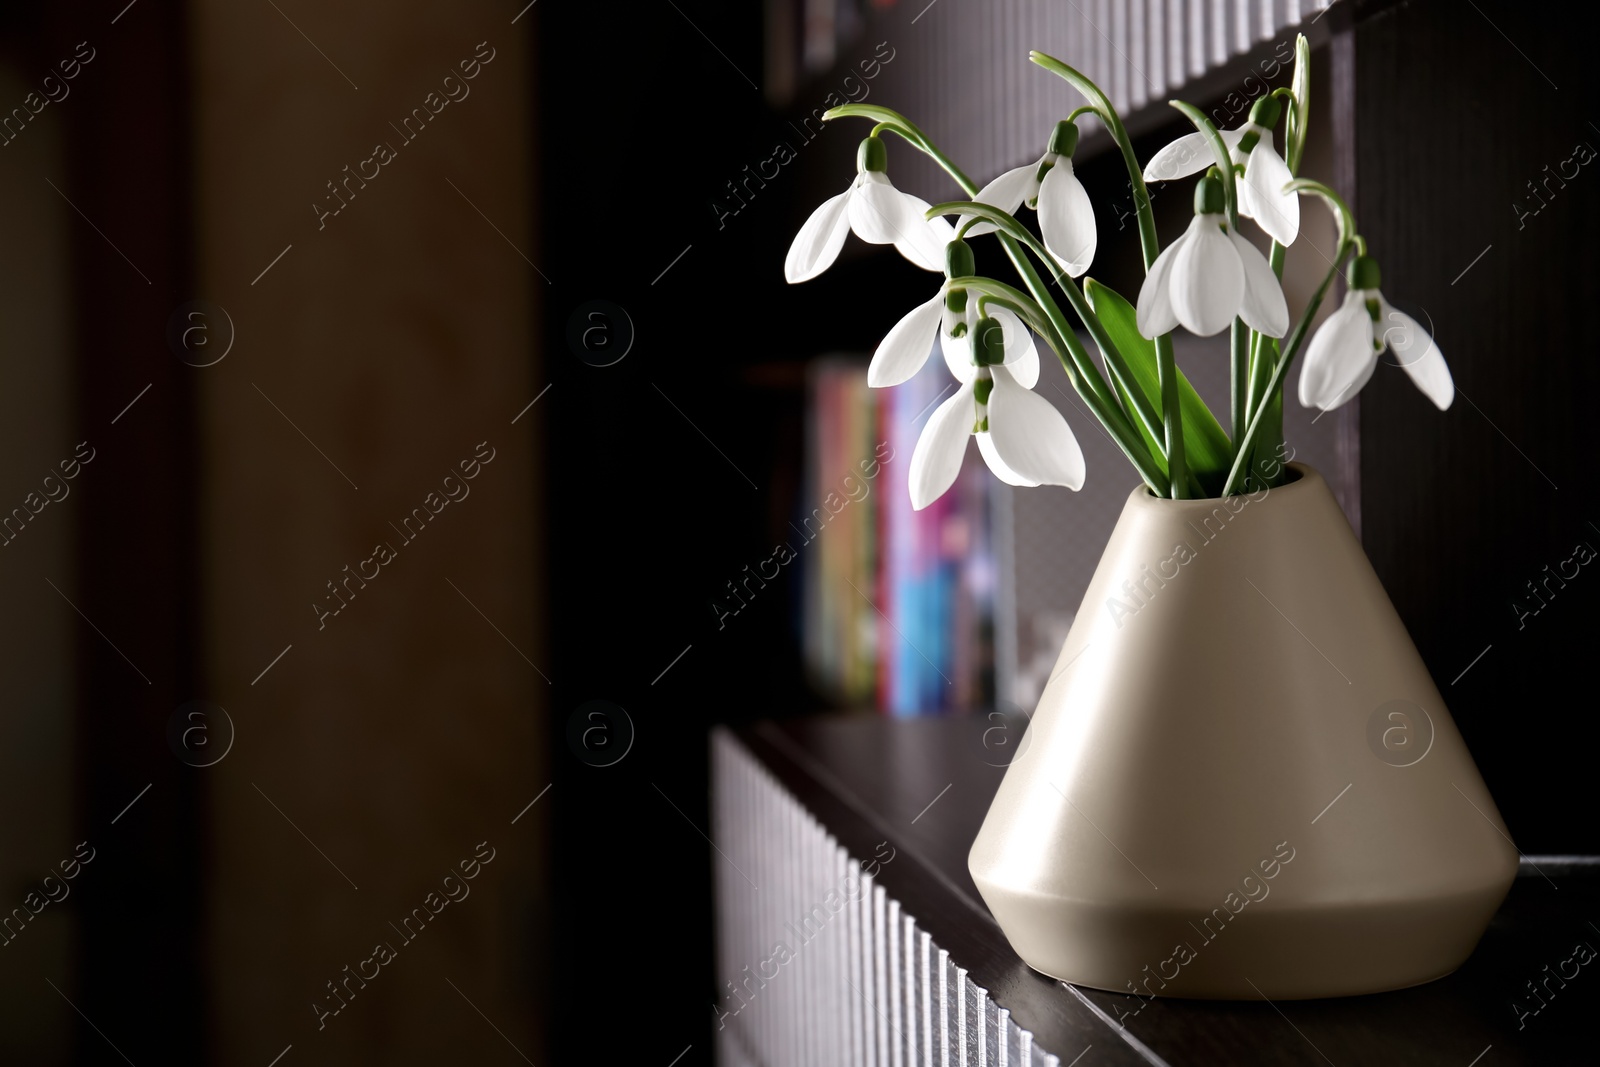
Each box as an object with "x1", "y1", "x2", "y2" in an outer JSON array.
[{"x1": 800, "y1": 353, "x2": 994, "y2": 715}]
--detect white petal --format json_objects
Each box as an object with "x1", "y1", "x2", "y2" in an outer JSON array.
[
  {"x1": 1037, "y1": 161, "x2": 1097, "y2": 277},
  {"x1": 784, "y1": 188, "x2": 852, "y2": 283},
  {"x1": 977, "y1": 432, "x2": 1040, "y2": 486},
  {"x1": 868, "y1": 292, "x2": 944, "y2": 388},
  {"x1": 993, "y1": 307, "x2": 1039, "y2": 389},
  {"x1": 1378, "y1": 298, "x2": 1454, "y2": 409},
  {"x1": 940, "y1": 310, "x2": 976, "y2": 383},
  {"x1": 1297, "y1": 292, "x2": 1377, "y2": 410},
  {"x1": 964, "y1": 161, "x2": 1039, "y2": 236},
  {"x1": 891, "y1": 192, "x2": 956, "y2": 272},
  {"x1": 909, "y1": 380, "x2": 976, "y2": 510},
  {"x1": 1325, "y1": 348, "x2": 1380, "y2": 410},
  {"x1": 1241, "y1": 141, "x2": 1299, "y2": 246},
  {"x1": 1135, "y1": 232, "x2": 1185, "y2": 338},
  {"x1": 847, "y1": 173, "x2": 902, "y2": 245},
  {"x1": 848, "y1": 176, "x2": 951, "y2": 271},
  {"x1": 1227, "y1": 229, "x2": 1289, "y2": 338},
  {"x1": 1143, "y1": 126, "x2": 1247, "y2": 182},
  {"x1": 1169, "y1": 216, "x2": 1244, "y2": 337},
  {"x1": 987, "y1": 365, "x2": 1085, "y2": 490}
]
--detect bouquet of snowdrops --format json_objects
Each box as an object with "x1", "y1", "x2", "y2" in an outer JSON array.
[{"x1": 784, "y1": 36, "x2": 1451, "y2": 508}]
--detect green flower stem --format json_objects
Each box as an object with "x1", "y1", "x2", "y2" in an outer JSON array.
[
  {"x1": 1242, "y1": 176, "x2": 1355, "y2": 441},
  {"x1": 1240, "y1": 74, "x2": 1306, "y2": 472},
  {"x1": 1155, "y1": 334, "x2": 1186, "y2": 499},
  {"x1": 824, "y1": 102, "x2": 1175, "y2": 493},
  {"x1": 1029, "y1": 52, "x2": 1159, "y2": 269},
  {"x1": 1003, "y1": 239, "x2": 1128, "y2": 420},
  {"x1": 1230, "y1": 317, "x2": 1249, "y2": 444},
  {"x1": 1221, "y1": 239, "x2": 1355, "y2": 497},
  {"x1": 961, "y1": 278, "x2": 1169, "y2": 495},
  {"x1": 1169, "y1": 101, "x2": 1240, "y2": 231},
  {"x1": 1029, "y1": 52, "x2": 1192, "y2": 498},
  {"x1": 927, "y1": 200, "x2": 1168, "y2": 451},
  {"x1": 1240, "y1": 240, "x2": 1286, "y2": 470},
  {"x1": 825, "y1": 104, "x2": 1148, "y2": 460}
]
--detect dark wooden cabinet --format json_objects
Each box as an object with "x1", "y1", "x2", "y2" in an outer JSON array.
[{"x1": 716, "y1": 716, "x2": 1595, "y2": 1065}]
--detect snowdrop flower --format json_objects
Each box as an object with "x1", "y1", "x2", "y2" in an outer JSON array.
[
  {"x1": 785, "y1": 136, "x2": 955, "y2": 283},
  {"x1": 868, "y1": 239, "x2": 1040, "y2": 390},
  {"x1": 966, "y1": 120, "x2": 1096, "y2": 276},
  {"x1": 1143, "y1": 95, "x2": 1299, "y2": 247},
  {"x1": 909, "y1": 315, "x2": 1084, "y2": 510},
  {"x1": 1298, "y1": 256, "x2": 1454, "y2": 411},
  {"x1": 1136, "y1": 175, "x2": 1289, "y2": 339}
]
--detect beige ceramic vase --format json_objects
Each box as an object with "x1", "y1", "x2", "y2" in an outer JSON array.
[{"x1": 969, "y1": 464, "x2": 1518, "y2": 999}]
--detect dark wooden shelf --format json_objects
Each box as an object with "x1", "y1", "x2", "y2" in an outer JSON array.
[{"x1": 733, "y1": 714, "x2": 1595, "y2": 1066}]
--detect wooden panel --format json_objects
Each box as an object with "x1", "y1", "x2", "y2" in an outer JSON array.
[
  {"x1": 51, "y1": 1, "x2": 205, "y2": 1062},
  {"x1": 189, "y1": 1, "x2": 545, "y2": 1061},
  {"x1": 1352, "y1": 0, "x2": 1599, "y2": 852}
]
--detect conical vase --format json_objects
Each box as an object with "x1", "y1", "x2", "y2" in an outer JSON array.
[{"x1": 968, "y1": 464, "x2": 1517, "y2": 999}]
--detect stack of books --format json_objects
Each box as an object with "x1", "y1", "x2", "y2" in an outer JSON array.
[{"x1": 800, "y1": 356, "x2": 994, "y2": 715}]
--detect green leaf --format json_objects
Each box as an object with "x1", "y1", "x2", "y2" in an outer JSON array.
[
  {"x1": 1287, "y1": 34, "x2": 1312, "y2": 172},
  {"x1": 1084, "y1": 279, "x2": 1233, "y2": 492}
]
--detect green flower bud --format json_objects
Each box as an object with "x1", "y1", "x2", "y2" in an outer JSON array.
[
  {"x1": 1237, "y1": 95, "x2": 1283, "y2": 155},
  {"x1": 1047, "y1": 119, "x2": 1080, "y2": 159},
  {"x1": 1249, "y1": 93, "x2": 1283, "y2": 130},
  {"x1": 1194, "y1": 174, "x2": 1225, "y2": 216},
  {"x1": 1349, "y1": 254, "x2": 1381, "y2": 291},
  {"x1": 945, "y1": 238, "x2": 975, "y2": 279},
  {"x1": 973, "y1": 316, "x2": 1006, "y2": 367},
  {"x1": 857, "y1": 135, "x2": 887, "y2": 174}
]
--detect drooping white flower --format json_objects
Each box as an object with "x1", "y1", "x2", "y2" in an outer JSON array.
[
  {"x1": 1142, "y1": 96, "x2": 1299, "y2": 247},
  {"x1": 1136, "y1": 176, "x2": 1289, "y2": 339},
  {"x1": 868, "y1": 239, "x2": 1039, "y2": 389},
  {"x1": 785, "y1": 135, "x2": 955, "y2": 283},
  {"x1": 1298, "y1": 256, "x2": 1454, "y2": 412},
  {"x1": 907, "y1": 316, "x2": 1083, "y2": 510},
  {"x1": 966, "y1": 120, "x2": 1096, "y2": 276}
]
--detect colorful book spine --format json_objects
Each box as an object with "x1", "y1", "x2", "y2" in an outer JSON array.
[{"x1": 803, "y1": 352, "x2": 994, "y2": 714}]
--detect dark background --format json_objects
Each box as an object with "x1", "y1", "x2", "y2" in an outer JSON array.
[{"x1": 0, "y1": 0, "x2": 1591, "y2": 1063}]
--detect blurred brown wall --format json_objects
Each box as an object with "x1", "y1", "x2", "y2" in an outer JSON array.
[
  {"x1": 0, "y1": 60, "x2": 77, "y2": 1063},
  {"x1": 189, "y1": 1, "x2": 545, "y2": 1061}
]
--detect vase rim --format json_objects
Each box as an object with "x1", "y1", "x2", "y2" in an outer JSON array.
[{"x1": 1130, "y1": 461, "x2": 1320, "y2": 511}]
